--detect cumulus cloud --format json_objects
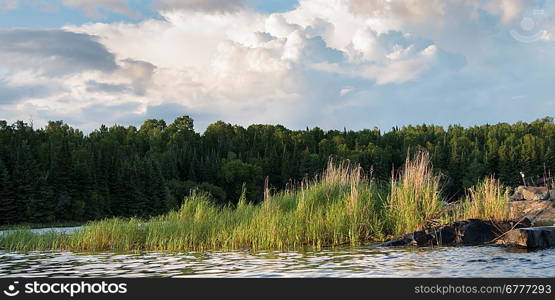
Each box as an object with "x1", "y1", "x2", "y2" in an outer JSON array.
[
  {"x1": 481, "y1": 0, "x2": 528, "y2": 24},
  {"x1": 0, "y1": 28, "x2": 154, "y2": 129},
  {"x1": 155, "y1": 0, "x2": 245, "y2": 14},
  {"x1": 0, "y1": 29, "x2": 118, "y2": 76},
  {"x1": 1, "y1": 0, "x2": 553, "y2": 132},
  {"x1": 54, "y1": 5, "x2": 465, "y2": 130},
  {"x1": 347, "y1": 0, "x2": 528, "y2": 25},
  {"x1": 347, "y1": 0, "x2": 447, "y2": 24},
  {"x1": 118, "y1": 59, "x2": 156, "y2": 95}
]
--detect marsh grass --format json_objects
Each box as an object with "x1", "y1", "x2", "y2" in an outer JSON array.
[
  {"x1": 386, "y1": 151, "x2": 444, "y2": 236},
  {"x1": 0, "y1": 152, "x2": 513, "y2": 252},
  {"x1": 0, "y1": 230, "x2": 68, "y2": 252},
  {"x1": 455, "y1": 176, "x2": 511, "y2": 221}
]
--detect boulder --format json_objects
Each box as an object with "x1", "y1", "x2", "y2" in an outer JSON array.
[
  {"x1": 511, "y1": 200, "x2": 555, "y2": 226},
  {"x1": 522, "y1": 186, "x2": 550, "y2": 201},
  {"x1": 381, "y1": 199, "x2": 555, "y2": 248},
  {"x1": 510, "y1": 186, "x2": 550, "y2": 201},
  {"x1": 497, "y1": 226, "x2": 555, "y2": 249},
  {"x1": 380, "y1": 219, "x2": 529, "y2": 247}
]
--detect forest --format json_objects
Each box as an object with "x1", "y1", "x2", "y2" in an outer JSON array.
[{"x1": 1, "y1": 116, "x2": 554, "y2": 226}]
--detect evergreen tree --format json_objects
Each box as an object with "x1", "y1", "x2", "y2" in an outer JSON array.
[
  {"x1": 2, "y1": 116, "x2": 555, "y2": 224},
  {"x1": 0, "y1": 159, "x2": 16, "y2": 225}
]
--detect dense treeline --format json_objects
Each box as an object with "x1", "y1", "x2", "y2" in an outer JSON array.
[{"x1": 1, "y1": 116, "x2": 555, "y2": 225}]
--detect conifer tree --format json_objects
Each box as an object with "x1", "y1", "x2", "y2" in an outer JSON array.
[{"x1": 0, "y1": 159, "x2": 16, "y2": 225}]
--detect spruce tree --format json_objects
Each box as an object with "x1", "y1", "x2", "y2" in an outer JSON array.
[{"x1": 0, "y1": 159, "x2": 17, "y2": 225}]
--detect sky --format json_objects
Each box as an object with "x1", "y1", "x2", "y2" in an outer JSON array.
[{"x1": 1, "y1": 0, "x2": 555, "y2": 133}]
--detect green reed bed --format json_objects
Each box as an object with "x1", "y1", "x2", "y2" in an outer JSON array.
[
  {"x1": 136, "y1": 162, "x2": 388, "y2": 252},
  {"x1": 0, "y1": 152, "x2": 513, "y2": 252},
  {"x1": 0, "y1": 230, "x2": 68, "y2": 252},
  {"x1": 386, "y1": 152, "x2": 444, "y2": 236},
  {"x1": 454, "y1": 176, "x2": 511, "y2": 221}
]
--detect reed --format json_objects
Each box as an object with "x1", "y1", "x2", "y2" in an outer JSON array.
[
  {"x1": 0, "y1": 153, "x2": 513, "y2": 252},
  {"x1": 455, "y1": 176, "x2": 511, "y2": 221},
  {"x1": 0, "y1": 230, "x2": 67, "y2": 252},
  {"x1": 386, "y1": 151, "x2": 444, "y2": 236}
]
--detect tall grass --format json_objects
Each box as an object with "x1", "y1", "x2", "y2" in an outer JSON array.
[
  {"x1": 142, "y1": 161, "x2": 387, "y2": 251},
  {"x1": 386, "y1": 151, "x2": 444, "y2": 236},
  {"x1": 0, "y1": 153, "x2": 515, "y2": 252},
  {"x1": 0, "y1": 230, "x2": 68, "y2": 252},
  {"x1": 455, "y1": 177, "x2": 511, "y2": 221}
]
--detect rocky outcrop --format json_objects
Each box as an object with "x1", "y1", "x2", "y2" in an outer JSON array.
[
  {"x1": 381, "y1": 196, "x2": 555, "y2": 248},
  {"x1": 510, "y1": 186, "x2": 550, "y2": 201},
  {"x1": 497, "y1": 226, "x2": 555, "y2": 249},
  {"x1": 381, "y1": 219, "x2": 530, "y2": 247},
  {"x1": 524, "y1": 187, "x2": 550, "y2": 200},
  {"x1": 511, "y1": 200, "x2": 555, "y2": 226}
]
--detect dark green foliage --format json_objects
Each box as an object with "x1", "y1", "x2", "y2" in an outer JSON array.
[
  {"x1": 1, "y1": 116, "x2": 555, "y2": 225},
  {"x1": 221, "y1": 159, "x2": 263, "y2": 203},
  {"x1": 168, "y1": 179, "x2": 226, "y2": 205},
  {"x1": 0, "y1": 159, "x2": 17, "y2": 224}
]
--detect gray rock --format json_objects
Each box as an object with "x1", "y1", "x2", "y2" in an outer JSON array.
[
  {"x1": 523, "y1": 186, "x2": 550, "y2": 201},
  {"x1": 511, "y1": 200, "x2": 555, "y2": 226},
  {"x1": 511, "y1": 186, "x2": 550, "y2": 201},
  {"x1": 380, "y1": 219, "x2": 529, "y2": 247},
  {"x1": 497, "y1": 226, "x2": 555, "y2": 249}
]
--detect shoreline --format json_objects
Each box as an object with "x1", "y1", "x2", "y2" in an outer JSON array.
[{"x1": 1, "y1": 155, "x2": 554, "y2": 253}]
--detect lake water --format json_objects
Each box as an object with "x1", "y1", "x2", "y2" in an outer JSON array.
[
  {"x1": 0, "y1": 227, "x2": 82, "y2": 236},
  {"x1": 1, "y1": 246, "x2": 554, "y2": 278}
]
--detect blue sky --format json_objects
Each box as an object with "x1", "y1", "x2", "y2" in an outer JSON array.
[
  {"x1": 1, "y1": 0, "x2": 555, "y2": 133},
  {"x1": 0, "y1": 0, "x2": 152, "y2": 28},
  {"x1": 0, "y1": 0, "x2": 299, "y2": 28}
]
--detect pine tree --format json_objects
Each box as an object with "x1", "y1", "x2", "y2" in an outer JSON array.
[
  {"x1": 12, "y1": 142, "x2": 38, "y2": 223},
  {"x1": 0, "y1": 159, "x2": 17, "y2": 225},
  {"x1": 26, "y1": 174, "x2": 55, "y2": 223}
]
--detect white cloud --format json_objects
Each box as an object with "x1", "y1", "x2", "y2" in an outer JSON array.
[
  {"x1": 312, "y1": 44, "x2": 437, "y2": 85},
  {"x1": 155, "y1": 0, "x2": 245, "y2": 14},
  {"x1": 481, "y1": 0, "x2": 528, "y2": 24},
  {"x1": 347, "y1": 0, "x2": 447, "y2": 24},
  {"x1": 339, "y1": 87, "x2": 354, "y2": 96},
  {"x1": 1, "y1": 0, "x2": 554, "y2": 132},
  {"x1": 347, "y1": 0, "x2": 528, "y2": 26},
  {"x1": 350, "y1": 28, "x2": 384, "y2": 62},
  {"x1": 67, "y1": 11, "x2": 266, "y2": 69}
]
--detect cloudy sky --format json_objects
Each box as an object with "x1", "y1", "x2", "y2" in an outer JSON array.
[{"x1": 1, "y1": 0, "x2": 554, "y2": 133}]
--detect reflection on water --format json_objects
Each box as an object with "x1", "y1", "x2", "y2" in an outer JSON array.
[
  {"x1": 0, "y1": 227, "x2": 81, "y2": 236},
  {"x1": 1, "y1": 246, "x2": 554, "y2": 278}
]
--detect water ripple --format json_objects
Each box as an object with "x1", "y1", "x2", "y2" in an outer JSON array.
[{"x1": 0, "y1": 246, "x2": 554, "y2": 277}]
